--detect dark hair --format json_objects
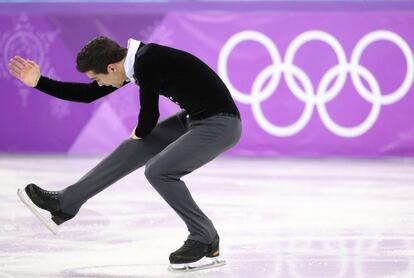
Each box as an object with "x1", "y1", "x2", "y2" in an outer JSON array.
[{"x1": 76, "y1": 36, "x2": 127, "y2": 74}]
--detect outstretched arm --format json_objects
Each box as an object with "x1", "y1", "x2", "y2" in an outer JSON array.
[{"x1": 8, "y1": 56, "x2": 121, "y2": 103}]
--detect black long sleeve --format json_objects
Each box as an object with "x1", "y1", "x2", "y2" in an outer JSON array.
[
  {"x1": 135, "y1": 84, "x2": 159, "y2": 138},
  {"x1": 34, "y1": 75, "x2": 120, "y2": 103}
]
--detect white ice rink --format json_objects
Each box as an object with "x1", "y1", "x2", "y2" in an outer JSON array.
[{"x1": 1, "y1": 155, "x2": 414, "y2": 277}]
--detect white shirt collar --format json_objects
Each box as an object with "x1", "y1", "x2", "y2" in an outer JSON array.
[{"x1": 124, "y1": 38, "x2": 142, "y2": 83}]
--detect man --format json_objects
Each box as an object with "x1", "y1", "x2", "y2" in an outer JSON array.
[{"x1": 8, "y1": 36, "x2": 241, "y2": 272}]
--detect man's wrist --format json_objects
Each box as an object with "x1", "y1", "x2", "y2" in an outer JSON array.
[{"x1": 33, "y1": 75, "x2": 42, "y2": 88}]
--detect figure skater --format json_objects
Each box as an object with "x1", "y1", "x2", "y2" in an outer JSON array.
[{"x1": 9, "y1": 36, "x2": 241, "y2": 272}]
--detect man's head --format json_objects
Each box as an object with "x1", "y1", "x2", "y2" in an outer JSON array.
[{"x1": 76, "y1": 36, "x2": 127, "y2": 88}]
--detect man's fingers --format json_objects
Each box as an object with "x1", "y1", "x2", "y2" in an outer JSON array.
[
  {"x1": 27, "y1": 60, "x2": 37, "y2": 67},
  {"x1": 8, "y1": 60, "x2": 24, "y2": 71},
  {"x1": 8, "y1": 63, "x2": 23, "y2": 74},
  {"x1": 13, "y1": 56, "x2": 29, "y2": 67},
  {"x1": 9, "y1": 69, "x2": 20, "y2": 78},
  {"x1": 9, "y1": 58, "x2": 24, "y2": 69}
]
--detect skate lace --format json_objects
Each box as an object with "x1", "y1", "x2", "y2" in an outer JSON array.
[
  {"x1": 179, "y1": 240, "x2": 197, "y2": 251},
  {"x1": 40, "y1": 188, "x2": 60, "y2": 196}
]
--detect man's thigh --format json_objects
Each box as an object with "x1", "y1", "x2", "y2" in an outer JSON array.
[
  {"x1": 145, "y1": 115, "x2": 241, "y2": 177},
  {"x1": 140, "y1": 110, "x2": 188, "y2": 145}
]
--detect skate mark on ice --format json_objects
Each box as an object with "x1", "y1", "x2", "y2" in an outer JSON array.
[{"x1": 61, "y1": 263, "x2": 226, "y2": 277}]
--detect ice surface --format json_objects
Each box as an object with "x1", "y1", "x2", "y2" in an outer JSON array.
[{"x1": 1, "y1": 155, "x2": 414, "y2": 277}]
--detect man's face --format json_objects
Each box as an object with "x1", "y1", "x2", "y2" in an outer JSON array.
[{"x1": 85, "y1": 69, "x2": 123, "y2": 88}]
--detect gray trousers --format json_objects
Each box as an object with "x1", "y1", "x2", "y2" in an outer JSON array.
[{"x1": 58, "y1": 111, "x2": 242, "y2": 244}]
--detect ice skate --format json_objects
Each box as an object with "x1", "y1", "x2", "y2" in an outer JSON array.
[
  {"x1": 17, "y1": 183, "x2": 74, "y2": 235},
  {"x1": 168, "y1": 234, "x2": 226, "y2": 273}
]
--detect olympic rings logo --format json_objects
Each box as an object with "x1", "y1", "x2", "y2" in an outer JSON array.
[{"x1": 218, "y1": 30, "x2": 414, "y2": 138}]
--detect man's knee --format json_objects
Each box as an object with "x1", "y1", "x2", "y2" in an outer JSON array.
[
  {"x1": 145, "y1": 161, "x2": 180, "y2": 186},
  {"x1": 144, "y1": 162, "x2": 161, "y2": 184}
]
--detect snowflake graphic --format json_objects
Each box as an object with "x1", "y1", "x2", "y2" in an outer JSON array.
[{"x1": 0, "y1": 13, "x2": 60, "y2": 107}]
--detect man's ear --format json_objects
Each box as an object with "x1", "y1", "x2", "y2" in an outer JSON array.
[{"x1": 107, "y1": 64, "x2": 116, "y2": 72}]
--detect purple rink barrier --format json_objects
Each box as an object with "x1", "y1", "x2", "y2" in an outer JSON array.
[{"x1": 0, "y1": 4, "x2": 414, "y2": 157}]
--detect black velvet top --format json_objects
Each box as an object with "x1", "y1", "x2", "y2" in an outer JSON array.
[{"x1": 35, "y1": 42, "x2": 240, "y2": 138}]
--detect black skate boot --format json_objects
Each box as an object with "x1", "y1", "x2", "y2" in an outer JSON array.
[
  {"x1": 168, "y1": 234, "x2": 226, "y2": 273},
  {"x1": 17, "y1": 183, "x2": 75, "y2": 234}
]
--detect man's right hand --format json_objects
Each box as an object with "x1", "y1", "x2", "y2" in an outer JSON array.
[{"x1": 8, "y1": 56, "x2": 41, "y2": 88}]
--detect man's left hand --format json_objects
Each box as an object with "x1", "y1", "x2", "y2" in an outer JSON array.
[{"x1": 130, "y1": 127, "x2": 142, "y2": 140}]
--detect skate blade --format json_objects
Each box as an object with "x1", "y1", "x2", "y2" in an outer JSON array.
[
  {"x1": 168, "y1": 257, "x2": 226, "y2": 273},
  {"x1": 17, "y1": 188, "x2": 58, "y2": 235}
]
